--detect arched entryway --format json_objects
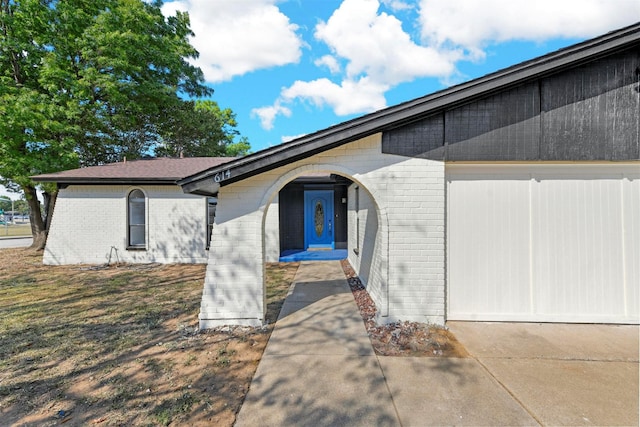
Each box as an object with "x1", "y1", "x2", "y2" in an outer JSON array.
[
  {"x1": 197, "y1": 133, "x2": 447, "y2": 329},
  {"x1": 259, "y1": 164, "x2": 390, "y2": 321}
]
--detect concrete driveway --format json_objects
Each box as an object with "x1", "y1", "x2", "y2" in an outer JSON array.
[{"x1": 445, "y1": 322, "x2": 639, "y2": 426}]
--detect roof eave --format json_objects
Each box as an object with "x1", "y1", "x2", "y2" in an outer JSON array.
[
  {"x1": 32, "y1": 177, "x2": 180, "y2": 185},
  {"x1": 180, "y1": 180, "x2": 220, "y2": 197},
  {"x1": 179, "y1": 23, "x2": 640, "y2": 193}
]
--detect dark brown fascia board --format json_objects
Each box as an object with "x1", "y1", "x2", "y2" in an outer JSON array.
[
  {"x1": 288, "y1": 175, "x2": 351, "y2": 185},
  {"x1": 189, "y1": 189, "x2": 218, "y2": 197},
  {"x1": 33, "y1": 177, "x2": 180, "y2": 185},
  {"x1": 177, "y1": 23, "x2": 638, "y2": 191},
  {"x1": 180, "y1": 179, "x2": 219, "y2": 196}
]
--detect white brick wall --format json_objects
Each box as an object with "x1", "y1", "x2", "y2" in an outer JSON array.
[
  {"x1": 347, "y1": 184, "x2": 387, "y2": 317},
  {"x1": 199, "y1": 133, "x2": 446, "y2": 328},
  {"x1": 264, "y1": 194, "x2": 280, "y2": 262},
  {"x1": 199, "y1": 182, "x2": 266, "y2": 327},
  {"x1": 44, "y1": 185, "x2": 210, "y2": 265}
]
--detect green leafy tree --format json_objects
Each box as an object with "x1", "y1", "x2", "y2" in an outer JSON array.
[
  {"x1": 155, "y1": 100, "x2": 251, "y2": 158},
  {"x1": 13, "y1": 199, "x2": 30, "y2": 216},
  {"x1": 224, "y1": 138, "x2": 252, "y2": 157},
  {"x1": 0, "y1": 0, "x2": 216, "y2": 248},
  {"x1": 0, "y1": 196, "x2": 10, "y2": 213}
]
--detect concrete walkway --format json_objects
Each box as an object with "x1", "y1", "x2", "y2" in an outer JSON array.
[
  {"x1": 235, "y1": 261, "x2": 397, "y2": 426},
  {"x1": 235, "y1": 261, "x2": 639, "y2": 427}
]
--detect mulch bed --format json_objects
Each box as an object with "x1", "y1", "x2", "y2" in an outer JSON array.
[{"x1": 340, "y1": 260, "x2": 468, "y2": 358}]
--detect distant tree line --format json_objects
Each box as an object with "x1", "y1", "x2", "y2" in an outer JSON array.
[{"x1": 0, "y1": 196, "x2": 30, "y2": 216}]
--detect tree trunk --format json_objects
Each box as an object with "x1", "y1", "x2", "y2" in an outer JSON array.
[
  {"x1": 42, "y1": 190, "x2": 58, "y2": 231},
  {"x1": 24, "y1": 185, "x2": 47, "y2": 250}
]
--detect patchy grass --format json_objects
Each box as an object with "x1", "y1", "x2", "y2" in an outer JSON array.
[
  {"x1": 0, "y1": 224, "x2": 31, "y2": 237},
  {"x1": 0, "y1": 248, "x2": 299, "y2": 426}
]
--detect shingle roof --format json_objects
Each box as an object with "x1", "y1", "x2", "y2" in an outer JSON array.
[{"x1": 32, "y1": 157, "x2": 235, "y2": 185}]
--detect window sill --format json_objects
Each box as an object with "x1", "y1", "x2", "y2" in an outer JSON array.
[{"x1": 126, "y1": 246, "x2": 147, "y2": 251}]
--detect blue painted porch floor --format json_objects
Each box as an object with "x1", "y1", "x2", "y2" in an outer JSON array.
[{"x1": 279, "y1": 249, "x2": 347, "y2": 262}]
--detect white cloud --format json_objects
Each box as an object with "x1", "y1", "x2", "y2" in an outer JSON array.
[
  {"x1": 418, "y1": 0, "x2": 640, "y2": 56},
  {"x1": 281, "y1": 134, "x2": 307, "y2": 143},
  {"x1": 251, "y1": 102, "x2": 292, "y2": 131},
  {"x1": 254, "y1": 76, "x2": 388, "y2": 130},
  {"x1": 381, "y1": 0, "x2": 413, "y2": 11},
  {"x1": 282, "y1": 77, "x2": 388, "y2": 116},
  {"x1": 314, "y1": 55, "x2": 341, "y2": 74},
  {"x1": 315, "y1": 0, "x2": 459, "y2": 85},
  {"x1": 162, "y1": 0, "x2": 303, "y2": 83}
]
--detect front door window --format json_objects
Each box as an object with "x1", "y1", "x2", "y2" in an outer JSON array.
[{"x1": 314, "y1": 201, "x2": 324, "y2": 237}]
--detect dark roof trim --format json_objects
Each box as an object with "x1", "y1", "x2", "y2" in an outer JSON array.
[
  {"x1": 36, "y1": 177, "x2": 181, "y2": 185},
  {"x1": 178, "y1": 23, "x2": 640, "y2": 193},
  {"x1": 31, "y1": 157, "x2": 235, "y2": 189}
]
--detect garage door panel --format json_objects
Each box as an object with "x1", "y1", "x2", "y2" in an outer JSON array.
[
  {"x1": 447, "y1": 164, "x2": 639, "y2": 324},
  {"x1": 623, "y1": 174, "x2": 640, "y2": 318},
  {"x1": 448, "y1": 175, "x2": 531, "y2": 317},
  {"x1": 532, "y1": 176, "x2": 625, "y2": 317}
]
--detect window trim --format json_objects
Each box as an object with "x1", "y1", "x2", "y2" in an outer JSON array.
[{"x1": 127, "y1": 188, "x2": 147, "y2": 250}]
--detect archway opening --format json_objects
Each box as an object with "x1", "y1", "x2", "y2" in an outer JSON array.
[
  {"x1": 275, "y1": 173, "x2": 351, "y2": 262},
  {"x1": 260, "y1": 165, "x2": 390, "y2": 323}
]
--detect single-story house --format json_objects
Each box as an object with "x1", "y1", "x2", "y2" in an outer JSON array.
[{"x1": 35, "y1": 23, "x2": 640, "y2": 328}]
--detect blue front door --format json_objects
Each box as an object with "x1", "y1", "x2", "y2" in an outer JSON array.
[{"x1": 304, "y1": 190, "x2": 334, "y2": 249}]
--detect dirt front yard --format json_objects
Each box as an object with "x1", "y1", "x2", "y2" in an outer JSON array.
[
  {"x1": 0, "y1": 248, "x2": 297, "y2": 426},
  {"x1": 1, "y1": 248, "x2": 466, "y2": 426}
]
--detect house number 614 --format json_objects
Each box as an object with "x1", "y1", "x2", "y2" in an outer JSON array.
[{"x1": 214, "y1": 170, "x2": 231, "y2": 183}]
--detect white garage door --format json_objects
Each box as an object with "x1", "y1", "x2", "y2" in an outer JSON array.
[{"x1": 447, "y1": 164, "x2": 639, "y2": 324}]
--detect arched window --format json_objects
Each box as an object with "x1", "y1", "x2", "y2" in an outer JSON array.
[{"x1": 128, "y1": 189, "x2": 146, "y2": 248}]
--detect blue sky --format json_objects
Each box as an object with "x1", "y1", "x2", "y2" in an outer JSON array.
[{"x1": 2, "y1": 0, "x2": 639, "y2": 201}]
